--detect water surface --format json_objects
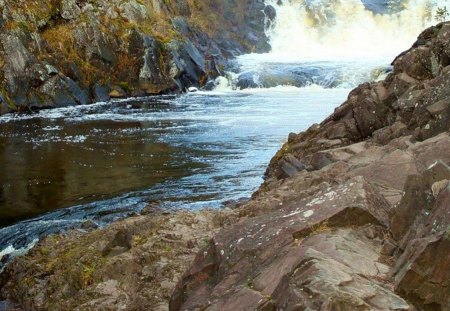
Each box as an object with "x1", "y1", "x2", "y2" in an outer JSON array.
[{"x1": 0, "y1": 87, "x2": 350, "y2": 254}]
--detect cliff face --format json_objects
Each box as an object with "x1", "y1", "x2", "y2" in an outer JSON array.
[
  {"x1": 0, "y1": 0, "x2": 270, "y2": 114},
  {"x1": 2, "y1": 21, "x2": 450, "y2": 311}
]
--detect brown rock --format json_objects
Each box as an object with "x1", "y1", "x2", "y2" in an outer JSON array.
[
  {"x1": 102, "y1": 229, "x2": 133, "y2": 257},
  {"x1": 170, "y1": 177, "x2": 400, "y2": 310},
  {"x1": 390, "y1": 160, "x2": 450, "y2": 242},
  {"x1": 391, "y1": 169, "x2": 450, "y2": 310}
]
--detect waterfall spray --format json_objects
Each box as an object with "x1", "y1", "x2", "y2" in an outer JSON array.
[{"x1": 262, "y1": 0, "x2": 448, "y2": 62}]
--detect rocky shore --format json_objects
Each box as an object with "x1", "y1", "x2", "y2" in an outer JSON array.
[
  {"x1": 1, "y1": 21, "x2": 450, "y2": 311},
  {"x1": 0, "y1": 0, "x2": 270, "y2": 115}
]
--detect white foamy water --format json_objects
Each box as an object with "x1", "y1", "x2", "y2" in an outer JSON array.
[
  {"x1": 258, "y1": 0, "x2": 447, "y2": 62},
  {"x1": 223, "y1": 0, "x2": 449, "y2": 91}
]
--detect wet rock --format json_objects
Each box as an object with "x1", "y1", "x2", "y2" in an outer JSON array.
[
  {"x1": 39, "y1": 76, "x2": 77, "y2": 108},
  {"x1": 264, "y1": 5, "x2": 276, "y2": 21},
  {"x1": 362, "y1": 0, "x2": 402, "y2": 14},
  {"x1": 92, "y1": 83, "x2": 111, "y2": 103},
  {"x1": 236, "y1": 71, "x2": 259, "y2": 89},
  {"x1": 80, "y1": 220, "x2": 99, "y2": 231},
  {"x1": 65, "y1": 78, "x2": 89, "y2": 106},
  {"x1": 237, "y1": 69, "x2": 311, "y2": 89}
]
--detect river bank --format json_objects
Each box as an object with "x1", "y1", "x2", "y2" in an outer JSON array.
[
  {"x1": 0, "y1": 0, "x2": 270, "y2": 115},
  {"x1": 1, "y1": 22, "x2": 450, "y2": 310}
]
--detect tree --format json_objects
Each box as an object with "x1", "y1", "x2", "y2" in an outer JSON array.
[{"x1": 435, "y1": 6, "x2": 449, "y2": 23}]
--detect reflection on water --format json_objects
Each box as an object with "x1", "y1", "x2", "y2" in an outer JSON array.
[
  {"x1": 0, "y1": 98, "x2": 194, "y2": 226},
  {"x1": 0, "y1": 88, "x2": 349, "y2": 255}
]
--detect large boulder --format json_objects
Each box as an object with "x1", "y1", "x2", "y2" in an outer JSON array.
[{"x1": 170, "y1": 177, "x2": 409, "y2": 310}]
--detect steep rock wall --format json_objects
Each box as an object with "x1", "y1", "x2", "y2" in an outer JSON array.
[{"x1": 0, "y1": 0, "x2": 270, "y2": 114}]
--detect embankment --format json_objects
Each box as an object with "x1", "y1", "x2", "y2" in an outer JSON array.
[{"x1": 0, "y1": 0, "x2": 270, "y2": 114}]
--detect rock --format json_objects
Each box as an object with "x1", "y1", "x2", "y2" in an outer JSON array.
[
  {"x1": 390, "y1": 160, "x2": 450, "y2": 242},
  {"x1": 1, "y1": 210, "x2": 235, "y2": 310},
  {"x1": 102, "y1": 229, "x2": 133, "y2": 257},
  {"x1": 431, "y1": 179, "x2": 449, "y2": 198},
  {"x1": 65, "y1": 77, "x2": 89, "y2": 105},
  {"x1": 236, "y1": 71, "x2": 259, "y2": 89},
  {"x1": 170, "y1": 177, "x2": 398, "y2": 310},
  {"x1": 263, "y1": 5, "x2": 277, "y2": 21},
  {"x1": 381, "y1": 239, "x2": 397, "y2": 256},
  {"x1": 391, "y1": 163, "x2": 450, "y2": 310},
  {"x1": 39, "y1": 76, "x2": 77, "y2": 107},
  {"x1": 109, "y1": 86, "x2": 127, "y2": 98},
  {"x1": 61, "y1": 0, "x2": 81, "y2": 20},
  {"x1": 265, "y1": 22, "x2": 450, "y2": 182},
  {"x1": 236, "y1": 68, "x2": 311, "y2": 89},
  {"x1": 394, "y1": 233, "x2": 450, "y2": 311},
  {"x1": 80, "y1": 220, "x2": 99, "y2": 231},
  {"x1": 0, "y1": 0, "x2": 270, "y2": 115},
  {"x1": 92, "y1": 83, "x2": 111, "y2": 103},
  {"x1": 45, "y1": 64, "x2": 59, "y2": 76},
  {"x1": 279, "y1": 154, "x2": 307, "y2": 177}
]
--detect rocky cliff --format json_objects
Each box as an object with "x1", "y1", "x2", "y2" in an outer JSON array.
[
  {"x1": 1, "y1": 23, "x2": 450, "y2": 311},
  {"x1": 0, "y1": 0, "x2": 270, "y2": 115}
]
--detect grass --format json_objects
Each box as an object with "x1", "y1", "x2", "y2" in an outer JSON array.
[
  {"x1": 309, "y1": 220, "x2": 331, "y2": 235},
  {"x1": 0, "y1": 0, "x2": 260, "y2": 104}
]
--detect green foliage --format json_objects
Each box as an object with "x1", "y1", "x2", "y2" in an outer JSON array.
[{"x1": 435, "y1": 6, "x2": 449, "y2": 23}]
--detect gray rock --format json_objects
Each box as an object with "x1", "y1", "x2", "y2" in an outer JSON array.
[
  {"x1": 61, "y1": 0, "x2": 81, "y2": 20},
  {"x1": 65, "y1": 78, "x2": 89, "y2": 106},
  {"x1": 45, "y1": 64, "x2": 59, "y2": 76},
  {"x1": 93, "y1": 83, "x2": 110, "y2": 103},
  {"x1": 39, "y1": 76, "x2": 77, "y2": 107},
  {"x1": 263, "y1": 5, "x2": 276, "y2": 21}
]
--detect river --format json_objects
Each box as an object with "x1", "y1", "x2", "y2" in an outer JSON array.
[{"x1": 0, "y1": 0, "x2": 443, "y2": 260}]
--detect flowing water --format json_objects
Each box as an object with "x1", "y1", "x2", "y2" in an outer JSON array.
[{"x1": 0, "y1": 0, "x2": 445, "y2": 261}]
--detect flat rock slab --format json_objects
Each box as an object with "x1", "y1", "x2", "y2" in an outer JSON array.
[{"x1": 170, "y1": 177, "x2": 410, "y2": 310}]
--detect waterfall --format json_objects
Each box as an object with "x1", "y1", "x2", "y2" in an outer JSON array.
[
  {"x1": 215, "y1": 0, "x2": 450, "y2": 91},
  {"x1": 264, "y1": 0, "x2": 445, "y2": 62}
]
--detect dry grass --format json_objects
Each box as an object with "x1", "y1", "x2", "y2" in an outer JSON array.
[
  {"x1": 309, "y1": 220, "x2": 332, "y2": 235},
  {"x1": 42, "y1": 24, "x2": 99, "y2": 86}
]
